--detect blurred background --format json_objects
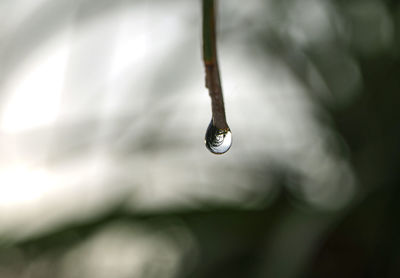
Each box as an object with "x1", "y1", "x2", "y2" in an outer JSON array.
[{"x1": 0, "y1": 0, "x2": 399, "y2": 277}]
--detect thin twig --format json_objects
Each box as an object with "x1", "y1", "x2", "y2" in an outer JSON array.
[{"x1": 202, "y1": 0, "x2": 229, "y2": 130}]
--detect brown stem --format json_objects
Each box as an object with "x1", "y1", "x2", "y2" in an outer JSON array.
[{"x1": 202, "y1": 0, "x2": 229, "y2": 130}]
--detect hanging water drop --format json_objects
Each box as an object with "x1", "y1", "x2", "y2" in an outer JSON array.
[
  {"x1": 205, "y1": 119, "x2": 232, "y2": 154},
  {"x1": 202, "y1": 0, "x2": 232, "y2": 154}
]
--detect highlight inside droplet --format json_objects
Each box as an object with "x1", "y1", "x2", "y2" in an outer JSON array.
[{"x1": 205, "y1": 120, "x2": 232, "y2": 154}]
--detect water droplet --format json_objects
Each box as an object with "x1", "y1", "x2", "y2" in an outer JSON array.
[{"x1": 205, "y1": 120, "x2": 232, "y2": 154}]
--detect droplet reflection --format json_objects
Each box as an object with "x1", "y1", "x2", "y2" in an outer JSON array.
[{"x1": 205, "y1": 120, "x2": 232, "y2": 154}]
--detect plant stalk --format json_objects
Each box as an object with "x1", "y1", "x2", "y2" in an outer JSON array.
[{"x1": 202, "y1": 0, "x2": 229, "y2": 130}]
